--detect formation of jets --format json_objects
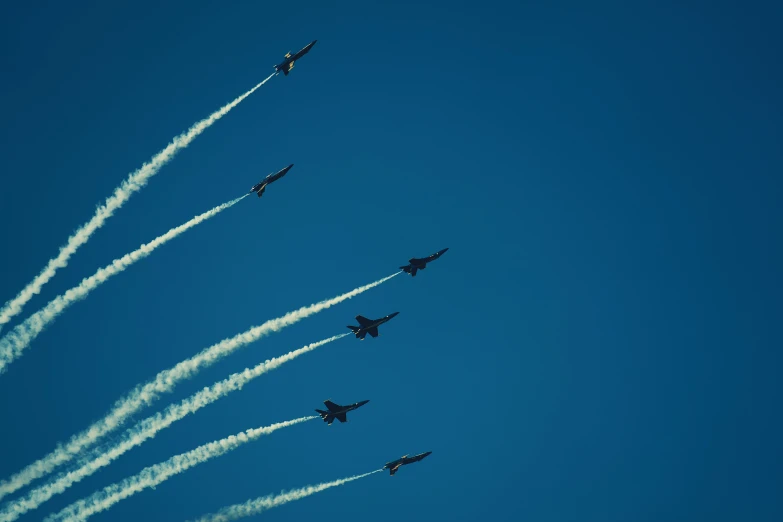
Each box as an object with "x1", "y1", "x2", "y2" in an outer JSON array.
[
  {"x1": 314, "y1": 397, "x2": 431, "y2": 475},
  {"x1": 258, "y1": 41, "x2": 445, "y2": 478}
]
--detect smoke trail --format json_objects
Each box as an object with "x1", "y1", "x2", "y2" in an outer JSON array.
[
  {"x1": 0, "y1": 273, "x2": 398, "y2": 500},
  {"x1": 188, "y1": 470, "x2": 383, "y2": 522},
  {"x1": 0, "y1": 335, "x2": 346, "y2": 518},
  {"x1": 41, "y1": 417, "x2": 316, "y2": 522},
  {"x1": 0, "y1": 195, "x2": 248, "y2": 374},
  {"x1": 0, "y1": 73, "x2": 275, "y2": 334}
]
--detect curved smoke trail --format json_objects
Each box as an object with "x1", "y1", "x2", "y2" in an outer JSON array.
[
  {"x1": 31, "y1": 417, "x2": 315, "y2": 522},
  {"x1": 0, "y1": 73, "x2": 275, "y2": 334},
  {"x1": 188, "y1": 470, "x2": 383, "y2": 522},
  {"x1": 0, "y1": 195, "x2": 248, "y2": 374},
  {"x1": 0, "y1": 273, "x2": 398, "y2": 500},
  {"x1": 0, "y1": 335, "x2": 346, "y2": 519}
]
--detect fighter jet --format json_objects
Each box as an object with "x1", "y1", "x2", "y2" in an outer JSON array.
[
  {"x1": 400, "y1": 248, "x2": 449, "y2": 277},
  {"x1": 249, "y1": 164, "x2": 294, "y2": 198},
  {"x1": 346, "y1": 312, "x2": 399, "y2": 340},
  {"x1": 274, "y1": 40, "x2": 317, "y2": 76},
  {"x1": 315, "y1": 399, "x2": 369, "y2": 425},
  {"x1": 384, "y1": 451, "x2": 432, "y2": 476}
]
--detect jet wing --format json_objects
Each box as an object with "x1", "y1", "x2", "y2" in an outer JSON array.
[
  {"x1": 256, "y1": 186, "x2": 266, "y2": 197},
  {"x1": 389, "y1": 464, "x2": 401, "y2": 476},
  {"x1": 335, "y1": 412, "x2": 347, "y2": 423},
  {"x1": 324, "y1": 400, "x2": 341, "y2": 412},
  {"x1": 367, "y1": 327, "x2": 379, "y2": 338},
  {"x1": 355, "y1": 315, "x2": 373, "y2": 327}
]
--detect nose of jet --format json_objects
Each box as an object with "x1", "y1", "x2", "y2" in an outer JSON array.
[
  {"x1": 388, "y1": 312, "x2": 400, "y2": 319},
  {"x1": 357, "y1": 400, "x2": 370, "y2": 407},
  {"x1": 423, "y1": 451, "x2": 432, "y2": 458},
  {"x1": 439, "y1": 248, "x2": 449, "y2": 255}
]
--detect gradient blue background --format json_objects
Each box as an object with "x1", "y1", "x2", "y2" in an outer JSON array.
[{"x1": 1, "y1": 1, "x2": 781, "y2": 520}]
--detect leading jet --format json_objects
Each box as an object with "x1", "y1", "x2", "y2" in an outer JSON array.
[
  {"x1": 347, "y1": 312, "x2": 399, "y2": 340},
  {"x1": 249, "y1": 164, "x2": 294, "y2": 198},
  {"x1": 400, "y1": 248, "x2": 449, "y2": 277},
  {"x1": 274, "y1": 40, "x2": 317, "y2": 76},
  {"x1": 384, "y1": 451, "x2": 432, "y2": 476},
  {"x1": 315, "y1": 399, "x2": 369, "y2": 425}
]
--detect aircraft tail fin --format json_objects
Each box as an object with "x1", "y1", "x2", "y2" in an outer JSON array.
[
  {"x1": 347, "y1": 325, "x2": 366, "y2": 339},
  {"x1": 315, "y1": 409, "x2": 334, "y2": 424},
  {"x1": 400, "y1": 265, "x2": 417, "y2": 276}
]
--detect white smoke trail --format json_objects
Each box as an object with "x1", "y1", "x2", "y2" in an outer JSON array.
[
  {"x1": 0, "y1": 72, "x2": 275, "y2": 334},
  {"x1": 0, "y1": 335, "x2": 346, "y2": 519},
  {"x1": 188, "y1": 470, "x2": 384, "y2": 522},
  {"x1": 0, "y1": 195, "x2": 249, "y2": 374},
  {"x1": 37, "y1": 417, "x2": 315, "y2": 522},
  {"x1": 0, "y1": 273, "x2": 398, "y2": 500}
]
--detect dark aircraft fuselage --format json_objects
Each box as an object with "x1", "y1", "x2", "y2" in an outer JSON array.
[
  {"x1": 250, "y1": 164, "x2": 294, "y2": 197},
  {"x1": 347, "y1": 312, "x2": 399, "y2": 340},
  {"x1": 400, "y1": 248, "x2": 449, "y2": 277},
  {"x1": 384, "y1": 451, "x2": 432, "y2": 475},
  {"x1": 275, "y1": 40, "x2": 317, "y2": 75},
  {"x1": 315, "y1": 399, "x2": 369, "y2": 425}
]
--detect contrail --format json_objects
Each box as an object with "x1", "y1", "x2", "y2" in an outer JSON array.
[
  {"x1": 41, "y1": 417, "x2": 316, "y2": 522},
  {"x1": 0, "y1": 335, "x2": 346, "y2": 518},
  {"x1": 0, "y1": 273, "x2": 398, "y2": 500},
  {"x1": 188, "y1": 470, "x2": 384, "y2": 522},
  {"x1": 0, "y1": 72, "x2": 275, "y2": 334},
  {"x1": 0, "y1": 194, "x2": 249, "y2": 374}
]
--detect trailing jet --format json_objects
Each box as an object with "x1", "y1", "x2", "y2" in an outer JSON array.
[
  {"x1": 347, "y1": 312, "x2": 399, "y2": 340},
  {"x1": 400, "y1": 248, "x2": 449, "y2": 277},
  {"x1": 274, "y1": 40, "x2": 317, "y2": 76},
  {"x1": 384, "y1": 451, "x2": 432, "y2": 476},
  {"x1": 315, "y1": 399, "x2": 369, "y2": 425},
  {"x1": 249, "y1": 164, "x2": 294, "y2": 198}
]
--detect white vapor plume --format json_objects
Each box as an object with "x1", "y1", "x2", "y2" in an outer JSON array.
[
  {"x1": 0, "y1": 195, "x2": 248, "y2": 374},
  {"x1": 0, "y1": 73, "x2": 275, "y2": 334},
  {"x1": 0, "y1": 336, "x2": 345, "y2": 519},
  {"x1": 42, "y1": 417, "x2": 315, "y2": 522},
  {"x1": 189, "y1": 470, "x2": 383, "y2": 522},
  {"x1": 0, "y1": 273, "x2": 398, "y2": 500}
]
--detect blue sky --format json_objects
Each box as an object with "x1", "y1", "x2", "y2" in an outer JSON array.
[{"x1": 1, "y1": 0, "x2": 781, "y2": 520}]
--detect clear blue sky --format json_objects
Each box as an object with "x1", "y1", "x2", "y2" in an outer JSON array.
[{"x1": 1, "y1": 1, "x2": 781, "y2": 520}]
